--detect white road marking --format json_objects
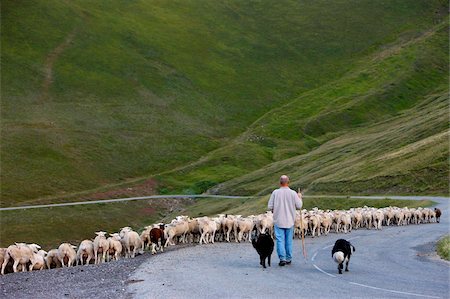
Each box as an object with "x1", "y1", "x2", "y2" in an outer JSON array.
[
  {"x1": 348, "y1": 282, "x2": 441, "y2": 299},
  {"x1": 312, "y1": 263, "x2": 336, "y2": 278},
  {"x1": 312, "y1": 234, "x2": 443, "y2": 298}
]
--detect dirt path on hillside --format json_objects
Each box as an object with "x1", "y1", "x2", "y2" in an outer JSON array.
[{"x1": 39, "y1": 28, "x2": 77, "y2": 102}]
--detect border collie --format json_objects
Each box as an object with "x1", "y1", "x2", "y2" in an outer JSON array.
[
  {"x1": 332, "y1": 239, "x2": 355, "y2": 274},
  {"x1": 251, "y1": 227, "x2": 274, "y2": 268}
]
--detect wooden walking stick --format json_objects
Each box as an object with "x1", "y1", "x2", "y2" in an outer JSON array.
[{"x1": 298, "y1": 188, "x2": 307, "y2": 262}]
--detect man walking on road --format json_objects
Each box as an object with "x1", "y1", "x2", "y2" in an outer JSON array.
[{"x1": 268, "y1": 175, "x2": 303, "y2": 266}]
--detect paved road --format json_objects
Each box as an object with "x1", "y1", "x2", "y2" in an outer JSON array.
[
  {"x1": 0, "y1": 194, "x2": 436, "y2": 211},
  {"x1": 127, "y1": 196, "x2": 449, "y2": 299},
  {"x1": 0, "y1": 195, "x2": 254, "y2": 211}
]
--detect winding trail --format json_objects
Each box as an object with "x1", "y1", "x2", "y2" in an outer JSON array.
[
  {"x1": 127, "y1": 196, "x2": 449, "y2": 299},
  {"x1": 38, "y1": 28, "x2": 77, "y2": 102}
]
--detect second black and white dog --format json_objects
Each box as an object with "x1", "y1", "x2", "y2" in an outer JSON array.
[
  {"x1": 331, "y1": 239, "x2": 355, "y2": 274},
  {"x1": 251, "y1": 227, "x2": 274, "y2": 268}
]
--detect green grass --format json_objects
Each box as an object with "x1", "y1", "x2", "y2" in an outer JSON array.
[
  {"x1": 159, "y1": 20, "x2": 449, "y2": 196},
  {"x1": 0, "y1": 198, "x2": 178, "y2": 250},
  {"x1": 436, "y1": 235, "x2": 450, "y2": 260},
  {"x1": 0, "y1": 196, "x2": 434, "y2": 250},
  {"x1": 1, "y1": 1, "x2": 448, "y2": 206}
]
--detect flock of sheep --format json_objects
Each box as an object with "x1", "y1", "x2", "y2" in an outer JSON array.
[{"x1": 0, "y1": 205, "x2": 440, "y2": 275}]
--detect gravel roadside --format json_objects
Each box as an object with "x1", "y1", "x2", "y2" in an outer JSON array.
[{"x1": 0, "y1": 245, "x2": 194, "y2": 299}]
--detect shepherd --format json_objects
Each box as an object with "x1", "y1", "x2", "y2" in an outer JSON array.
[{"x1": 268, "y1": 175, "x2": 303, "y2": 266}]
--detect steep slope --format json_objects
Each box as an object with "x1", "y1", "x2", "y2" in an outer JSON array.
[
  {"x1": 210, "y1": 89, "x2": 448, "y2": 195},
  {"x1": 160, "y1": 20, "x2": 449, "y2": 195},
  {"x1": 1, "y1": 1, "x2": 447, "y2": 205}
]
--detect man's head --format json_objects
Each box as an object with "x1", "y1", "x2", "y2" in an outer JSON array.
[{"x1": 280, "y1": 175, "x2": 290, "y2": 186}]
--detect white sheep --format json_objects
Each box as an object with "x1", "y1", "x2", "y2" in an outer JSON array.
[
  {"x1": 258, "y1": 213, "x2": 274, "y2": 235},
  {"x1": 140, "y1": 227, "x2": 152, "y2": 251},
  {"x1": 45, "y1": 249, "x2": 62, "y2": 269},
  {"x1": 120, "y1": 227, "x2": 143, "y2": 258},
  {"x1": 107, "y1": 233, "x2": 123, "y2": 261},
  {"x1": 373, "y1": 210, "x2": 384, "y2": 230},
  {"x1": 94, "y1": 231, "x2": 110, "y2": 264},
  {"x1": 164, "y1": 221, "x2": 189, "y2": 247},
  {"x1": 58, "y1": 243, "x2": 77, "y2": 267},
  {"x1": 234, "y1": 217, "x2": 254, "y2": 242},
  {"x1": 198, "y1": 217, "x2": 217, "y2": 244},
  {"x1": 77, "y1": 240, "x2": 94, "y2": 265},
  {"x1": 1, "y1": 243, "x2": 41, "y2": 274},
  {"x1": 221, "y1": 215, "x2": 236, "y2": 242},
  {"x1": 30, "y1": 249, "x2": 47, "y2": 271}
]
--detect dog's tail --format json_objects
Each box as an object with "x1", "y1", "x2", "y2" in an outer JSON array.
[
  {"x1": 333, "y1": 251, "x2": 344, "y2": 264},
  {"x1": 351, "y1": 244, "x2": 356, "y2": 253}
]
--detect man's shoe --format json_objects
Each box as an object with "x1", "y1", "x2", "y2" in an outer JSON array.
[
  {"x1": 286, "y1": 261, "x2": 292, "y2": 265},
  {"x1": 279, "y1": 261, "x2": 286, "y2": 266}
]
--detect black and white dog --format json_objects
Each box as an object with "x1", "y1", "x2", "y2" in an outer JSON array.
[
  {"x1": 331, "y1": 239, "x2": 355, "y2": 274},
  {"x1": 251, "y1": 227, "x2": 274, "y2": 268}
]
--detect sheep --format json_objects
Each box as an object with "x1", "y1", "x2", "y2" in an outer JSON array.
[
  {"x1": 413, "y1": 209, "x2": 422, "y2": 224},
  {"x1": 321, "y1": 213, "x2": 333, "y2": 235},
  {"x1": 363, "y1": 210, "x2": 373, "y2": 229},
  {"x1": 429, "y1": 209, "x2": 436, "y2": 223},
  {"x1": 0, "y1": 248, "x2": 16, "y2": 274},
  {"x1": 384, "y1": 208, "x2": 395, "y2": 226},
  {"x1": 188, "y1": 218, "x2": 200, "y2": 243},
  {"x1": 107, "y1": 233, "x2": 123, "y2": 261},
  {"x1": 234, "y1": 217, "x2": 254, "y2": 242},
  {"x1": 140, "y1": 227, "x2": 152, "y2": 251},
  {"x1": 120, "y1": 227, "x2": 143, "y2": 258},
  {"x1": 222, "y1": 214, "x2": 237, "y2": 242},
  {"x1": 0, "y1": 248, "x2": 7, "y2": 274},
  {"x1": 93, "y1": 231, "x2": 110, "y2": 264},
  {"x1": 309, "y1": 214, "x2": 322, "y2": 237},
  {"x1": 258, "y1": 212, "x2": 274, "y2": 235},
  {"x1": 435, "y1": 208, "x2": 442, "y2": 223},
  {"x1": 198, "y1": 217, "x2": 217, "y2": 245},
  {"x1": 404, "y1": 208, "x2": 412, "y2": 224},
  {"x1": 30, "y1": 250, "x2": 47, "y2": 271},
  {"x1": 45, "y1": 249, "x2": 62, "y2": 269},
  {"x1": 340, "y1": 213, "x2": 352, "y2": 234},
  {"x1": 77, "y1": 240, "x2": 94, "y2": 265},
  {"x1": 213, "y1": 215, "x2": 225, "y2": 242},
  {"x1": 58, "y1": 243, "x2": 77, "y2": 267},
  {"x1": 164, "y1": 220, "x2": 189, "y2": 247},
  {"x1": 294, "y1": 212, "x2": 308, "y2": 238},
  {"x1": 352, "y1": 209, "x2": 363, "y2": 229},
  {"x1": 149, "y1": 226, "x2": 165, "y2": 254},
  {"x1": 373, "y1": 210, "x2": 384, "y2": 230},
  {"x1": 1, "y1": 243, "x2": 41, "y2": 274},
  {"x1": 422, "y1": 208, "x2": 430, "y2": 223}
]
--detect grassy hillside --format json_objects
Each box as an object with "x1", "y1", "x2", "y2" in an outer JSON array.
[
  {"x1": 158, "y1": 19, "x2": 449, "y2": 196},
  {"x1": 1, "y1": 0, "x2": 448, "y2": 206}
]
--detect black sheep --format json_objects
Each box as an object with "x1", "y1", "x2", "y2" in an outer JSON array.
[
  {"x1": 251, "y1": 227, "x2": 274, "y2": 268},
  {"x1": 331, "y1": 239, "x2": 355, "y2": 274},
  {"x1": 435, "y1": 208, "x2": 442, "y2": 223}
]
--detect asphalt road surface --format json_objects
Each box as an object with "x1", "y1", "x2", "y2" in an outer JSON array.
[{"x1": 127, "y1": 196, "x2": 449, "y2": 299}]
